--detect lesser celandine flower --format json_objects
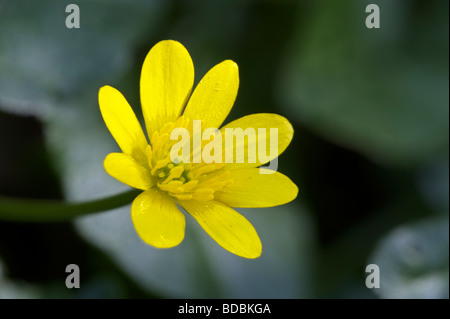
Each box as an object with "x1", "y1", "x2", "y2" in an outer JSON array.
[{"x1": 99, "y1": 40, "x2": 298, "y2": 258}]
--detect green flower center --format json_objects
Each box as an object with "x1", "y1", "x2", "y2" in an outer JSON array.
[{"x1": 154, "y1": 161, "x2": 193, "y2": 184}]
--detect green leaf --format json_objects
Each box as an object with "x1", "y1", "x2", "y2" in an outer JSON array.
[
  {"x1": 278, "y1": 0, "x2": 449, "y2": 165},
  {"x1": 0, "y1": 0, "x2": 168, "y2": 200},
  {"x1": 0, "y1": 259, "x2": 42, "y2": 298},
  {"x1": 417, "y1": 162, "x2": 449, "y2": 212},
  {"x1": 76, "y1": 202, "x2": 314, "y2": 298},
  {"x1": 369, "y1": 215, "x2": 449, "y2": 298},
  {"x1": 0, "y1": 0, "x2": 167, "y2": 117}
]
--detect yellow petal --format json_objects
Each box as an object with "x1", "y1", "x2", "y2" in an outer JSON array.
[
  {"x1": 180, "y1": 200, "x2": 262, "y2": 258},
  {"x1": 104, "y1": 153, "x2": 153, "y2": 190},
  {"x1": 220, "y1": 113, "x2": 293, "y2": 168},
  {"x1": 132, "y1": 188, "x2": 185, "y2": 248},
  {"x1": 183, "y1": 60, "x2": 239, "y2": 129},
  {"x1": 214, "y1": 168, "x2": 298, "y2": 207},
  {"x1": 99, "y1": 85, "x2": 149, "y2": 165},
  {"x1": 140, "y1": 40, "x2": 194, "y2": 138}
]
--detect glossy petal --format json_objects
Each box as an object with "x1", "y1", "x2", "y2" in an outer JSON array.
[
  {"x1": 140, "y1": 40, "x2": 194, "y2": 139},
  {"x1": 214, "y1": 168, "x2": 298, "y2": 207},
  {"x1": 180, "y1": 200, "x2": 262, "y2": 258},
  {"x1": 104, "y1": 153, "x2": 153, "y2": 190},
  {"x1": 99, "y1": 85, "x2": 149, "y2": 165},
  {"x1": 220, "y1": 113, "x2": 294, "y2": 168},
  {"x1": 183, "y1": 60, "x2": 239, "y2": 129},
  {"x1": 132, "y1": 188, "x2": 186, "y2": 248}
]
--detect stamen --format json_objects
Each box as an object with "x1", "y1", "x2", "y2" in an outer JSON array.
[
  {"x1": 151, "y1": 157, "x2": 172, "y2": 175},
  {"x1": 146, "y1": 145, "x2": 153, "y2": 168},
  {"x1": 170, "y1": 193, "x2": 193, "y2": 201},
  {"x1": 160, "y1": 122, "x2": 174, "y2": 134},
  {"x1": 147, "y1": 117, "x2": 231, "y2": 202},
  {"x1": 191, "y1": 163, "x2": 224, "y2": 179},
  {"x1": 161, "y1": 165, "x2": 184, "y2": 184},
  {"x1": 179, "y1": 180, "x2": 198, "y2": 192}
]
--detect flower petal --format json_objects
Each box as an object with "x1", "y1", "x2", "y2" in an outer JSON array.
[
  {"x1": 214, "y1": 168, "x2": 298, "y2": 207},
  {"x1": 180, "y1": 200, "x2": 262, "y2": 258},
  {"x1": 140, "y1": 40, "x2": 194, "y2": 139},
  {"x1": 99, "y1": 85, "x2": 149, "y2": 165},
  {"x1": 183, "y1": 60, "x2": 239, "y2": 129},
  {"x1": 104, "y1": 153, "x2": 153, "y2": 190},
  {"x1": 220, "y1": 113, "x2": 294, "y2": 168},
  {"x1": 131, "y1": 188, "x2": 185, "y2": 248}
]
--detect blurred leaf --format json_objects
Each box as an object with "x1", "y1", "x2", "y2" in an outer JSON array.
[
  {"x1": 0, "y1": 0, "x2": 167, "y2": 117},
  {"x1": 278, "y1": 0, "x2": 449, "y2": 165},
  {"x1": 0, "y1": 259, "x2": 42, "y2": 298},
  {"x1": 0, "y1": 0, "x2": 168, "y2": 196},
  {"x1": 76, "y1": 202, "x2": 314, "y2": 298},
  {"x1": 369, "y1": 215, "x2": 449, "y2": 298},
  {"x1": 202, "y1": 204, "x2": 315, "y2": 298},
  {"x1": 417, "y1": 161, "x2": 449, "y2": 212},
  {"x1": 316, "y1": 189, "x2": 432, "y2": 298}
]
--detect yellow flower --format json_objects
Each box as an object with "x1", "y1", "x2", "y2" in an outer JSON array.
[{"x1": 99, "y1": 40, "x2": 298, "y2": 259}]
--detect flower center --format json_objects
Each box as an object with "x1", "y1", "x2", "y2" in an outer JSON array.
[
  {"x1": 154, "y1": 161, "x2": 192, "y2": 184},
  {"x1": 146, "y1": 117, "x2": 232, "y2": 201}
]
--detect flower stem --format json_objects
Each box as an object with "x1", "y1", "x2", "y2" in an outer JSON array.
[{"x1": 0, "y1": 189, "x2": 140, "y2": 222}]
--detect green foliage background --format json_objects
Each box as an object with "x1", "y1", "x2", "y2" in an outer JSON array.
[{"x1": 0, "y1": 0, "x2": 448, "y2": 298}]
